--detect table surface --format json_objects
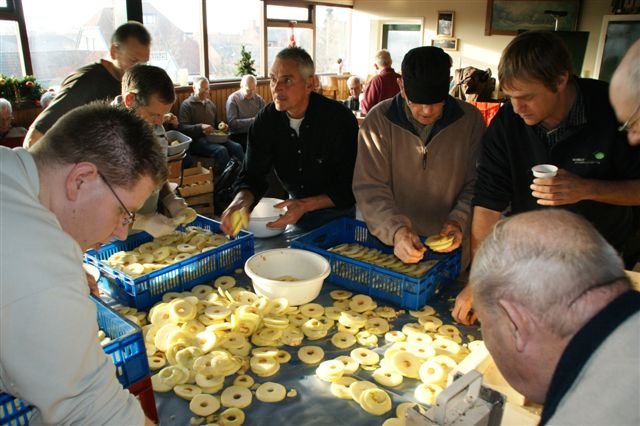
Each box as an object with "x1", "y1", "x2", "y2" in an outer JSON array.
[{"x1": 153, "y1": 233, "x2": 483, "y2": 426}]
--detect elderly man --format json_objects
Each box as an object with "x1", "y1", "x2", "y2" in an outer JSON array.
[
  {"x1": 471, "y1": 209, "x2": 639, "y2": 425},
  {"x1": 0, "y1": 98, "x2": 27, "y2": 148},
  {"x1": 353, "y1": 47, "x2": 484, "y2": 267},
  {"x1": 610, "y1": 38, "x2": 640, "y2": 146},
  {"x1": 360, "y1": 49, "x2": 401, "y2": 114},
  {"x1": 179, "y1": 76, "x2": 244, "y2": 179},
  {"x1": 113, "y1": 64, "x2": 189, "y2": 235},
  {"x1": 453, "y1": 31, "x2": 640, "y2": 325},
  {"x1": 1, "y1": 104, "x2": 165, "y2": 425},
  {"x1": 24, "y1": 21, "x2": 151, "y2": 148},
  {"x1": 225, "y1": 74, "x2": 266, "y2": 149},
  {"x1": 343, "y1": 75, "x2": 362, "y2": 112},
  {"x1": 220, "y1": 46, "x2": 358, "y2": 236}
]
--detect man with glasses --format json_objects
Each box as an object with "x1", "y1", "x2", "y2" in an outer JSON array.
[
  {"x1": 0, "y1": 103, "x2": 166, "y2": 425},
  {"x1": 610, "y1": 38, "x2": 640, "y2": 146},
  {"x1": 220, "y1": 47, "x2": 358, "y2": 236},
  {"x1": 453, "y1": 31, "x2": 640, "y2": 325},
  {"x1": 470, "y1": 209, "x2": 639, "y2": 425},
  {"x1": 353, "y1": 46, "x2": 485, "y2": 269},
  {"x1": 23, "y1": 21, "x2": 151, "y2": 148}
]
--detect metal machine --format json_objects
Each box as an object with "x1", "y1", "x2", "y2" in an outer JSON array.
[{"x1": 406, "y1": 370, "x2": 505, "y2": 426}]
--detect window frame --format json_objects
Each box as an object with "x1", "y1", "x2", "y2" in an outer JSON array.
[{"x1": 3, "y1": 0, "x2": 352, "y2": 83}]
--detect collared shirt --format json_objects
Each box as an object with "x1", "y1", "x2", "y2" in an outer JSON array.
[
  {"x1": 178, "y1": 95, "x2": 219, "y2": 138},
  {"x1": 225, "y1": 90, "x2": 266, "y2": 134},
  {"x1": 235, "y1": 92, "x2": 358, "y2": 208},
  {"x1": 533, "y1": 78, "x2": 587, "y2": 147}
]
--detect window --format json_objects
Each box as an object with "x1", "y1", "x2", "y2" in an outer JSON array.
[
  {"x1": 382, "y1": 23, "x2": 422, "y2": 69},
  {"x1": 0, "y1": 20, "x2": 23, "y2": 77},
  {"x1": 144, "y1": 0, "x2": 202, "y2": 84},
  {"x1": 206, "y1": 0, "x2": 262, "y2": 80},
  {"x1": 266, "y1": 26, "x2": 312, "y2": 70},
  {"x1": 315, "y1": 5, "x2": 351, "y2": 74},
  {"x1": 266, "y1": 4, "x2": 310, "y2": 22},
  {"x1": 21, "y1": 0, "x2": 126, "y2": 88}
]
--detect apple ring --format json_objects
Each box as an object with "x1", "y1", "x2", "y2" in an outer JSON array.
[
  {"x1": 150, "y1": 373, "x2": 172, "y2": 392},
  {"x1": 365, "y1": 318, "x2": 390, "y2": 335},
  {"x1": 355, "y1": 331, "x2": 378, "y2": 347},
  {"x1": 297, "y1": 345, "x2": 325, "y2": 364},
  {"x1": 255, "y1": 382, "x2": 286, "y2": 403},
  {"x1": 194, "y1": 367, "x2": 224, "y2": 392},
  {"x1": 220, "y1": 385, "x2": 252, "y2": 409},
  {"x1": 331, "y1": 331, "x2": 356, "y2": 349},
  {"x1": 152, "y1": 246, "x2": 171, "y2": 262},
  {"x1": 214, "y1": 275, "x2": 236, "y2": 290},
  {"x1": 189, "y1": 393, "x2": 220, "y2": 417},
  {"x1": 170, "y1": 299, "x2": 197, "y2": 322},
  {"x1": 299, "y1": 303, "x2": 324, "y2": 318},
  {"x1": 359, "y1": 388, "x2": 392, "y2": 416},
  {"x1": 329, "y1": 289, "x2": 353, "y2": 300},
  {"x1": 233, "y1": 374, "x2": 254, "y2": 388},
  {"x1": 419, "y1": 359, "x2": 445, "y2": 384},
  {"x1": 250, "y1": 355, "x2": 280, "y2": 377},
  {"x1": 414, "y1": 383, "x2": 443, "y2": 405},
  {"x1": 372, "y1": 367, "x2": 403, "y2": 387},
  {"x1": 124, "y1": 263, "x2": 144, "y2": 276},
  {"x1": 219, "y1": 407, "x2": 245, "y2": 426},
  {"x1": 330, "y1": 376, "x2": 357, "y2": 399},
  {"x1": 387, "y1": 350, "x2": 421, "y2": 379},
  {"x1": 148, "y1": 354, "x2": 167, "y2": 371},
  {"x1": 432, "y1": 337, "x2": 461, "y2": 357},
  {"x1": 349, "y1": 380, "x2": 377, "y2": 404},
  {"x1": 350, "y1": 347, "x2": 380, "y2": 366},
  {"x1": 316, "y1": 359, "x2": 345, "y2": 382},
  {"x1": 276, "y1": 350, "x2": 291, "y2": 363},
  {"x1": 174, "y1": 383, "x2": 202, "y2": 400},
  {"x1": 174, "y1": 207, "x2": 198, "y2": 225},
  {"x1": 409, "y1": 305, "x2": 436, "y2": 317}
]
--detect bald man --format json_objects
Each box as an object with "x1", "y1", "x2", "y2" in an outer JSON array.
[{"x1": 610, "y1": 39, "x2": 640, "y2": 146}]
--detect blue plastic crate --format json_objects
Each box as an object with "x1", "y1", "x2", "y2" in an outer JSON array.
[
  {"x1": 84, "y1": 215, "x2": 254, "y2": 310},
  {"x1": 290, "y1": 218, "x2": 461, "y2": 309},
  {"x1": 0, "y1": 296, "x2": 148, "y2": 425}
]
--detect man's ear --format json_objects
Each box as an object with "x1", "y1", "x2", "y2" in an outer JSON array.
[
  {"x1": 65, "y1": 162, "x2": 99, "y2": 202},
  {"x1": 109, "y1": 43, "x2": 118, "y2": 60},
  {"x1": 123, "y1": 92, "x2": 137, "y2": 109},
  {"x1": 498, "y1": 299, "x2": 534, "y2": 352}
]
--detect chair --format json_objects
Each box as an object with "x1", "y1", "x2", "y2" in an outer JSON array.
[
  {"x1": 167, "y1": 149, "x2": 187, "y2": 186},
  {"x1": 320, "y1": 76, "x2": 339, "y2": 99}
]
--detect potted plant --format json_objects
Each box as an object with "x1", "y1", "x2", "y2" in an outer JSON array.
[
  {"x1": 0, "y1": 74, "x2": 44, "y2": 108},
  {"x1": 235, "y1": 45, "x2": 256, "y2": 77}
]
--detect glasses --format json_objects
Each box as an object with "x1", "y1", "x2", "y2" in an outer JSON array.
[
  {"x1": 618, "y1": 102, "x2": 640, "y2": 132},
  {"x1": 98, "y1": 171, "x2": 136, "y2": 226}
]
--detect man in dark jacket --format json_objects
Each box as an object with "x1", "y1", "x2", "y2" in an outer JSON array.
[
  {"x1": 453, "y1": 31, "x2": 640, "y2": 325},
  {"x1": 220, "y1": 47, "x2": 358, "y2": 236}
]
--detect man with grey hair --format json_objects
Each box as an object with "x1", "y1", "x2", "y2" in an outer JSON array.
[
  {"x1": 225, "y1": 74, "x2": 266, "y2": 149},
  {"x1": 343, "y1": 75, "x2": 362, "y2": 112},
  {"x1": 220, "y1": 46, "x2": 358, "y2": 236},
  {"x1": 471, "y1": 209, "x2": 639, "y2": 425},
  {"x1": 1, "y1": 103, "x2": 165, "y2": 425},
  {"x1": 360, "y1": 49, "x2": 401, "y2": 114},
  {"x1": 610, "y1": 38, "x2": 640, "y2": 146},
  {"x1": 0, "y1": 98, "x2": 27, "y2": 148},
  {"x1": 179, "y1": 76, "x2": 244, "y2": 180}
]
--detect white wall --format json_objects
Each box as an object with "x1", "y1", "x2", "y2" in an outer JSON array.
[{"x1": 350, "y1": 0, "x2": 614, "y2": 80}]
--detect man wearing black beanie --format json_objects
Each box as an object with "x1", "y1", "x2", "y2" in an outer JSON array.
[{"x1": 353, "y1": 46, "x2": 486, "y2": 270}]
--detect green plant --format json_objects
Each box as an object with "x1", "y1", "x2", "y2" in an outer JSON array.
[
  {"x1": 235, "y1": 45, "x2": 256, "y2": 77},
  {"x1": 0, "y1": 74, "x2": 44, "y2": 106}
]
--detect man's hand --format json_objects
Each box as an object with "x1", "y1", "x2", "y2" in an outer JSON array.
[
  {"x1": 85, "y1": 271, "x2": 100, "y2": 297},
  {"x1": 531, "y1": 169, "x2": 591, "y2": 206},
  {"x1": 393, "y1": 226, "x2": 426, "y2": 264},
  {"x1": 162, "y1": 193, "x2": 189, "y2": 218},
  {"x1": 452, "y1": 284, "x2": 477, "y2": 325},
  {"x1": 267, "y1": 199, "x2": 308, "y2": 228},
  {"x1": 132, "y1": 213, "x2": 177, "y2": 238},
  {"x1": 221, "y1": 191, "x2": 254, "y2": 236},
  {"x1": 201, "y1": 124, "x2": 214, "y2": 135},
  {"x1": 433, "y1": 221, "x2": 463, "y2": 253},
  {"x1": 163, "y1": 113, "x2": 178, "y2": 127}
]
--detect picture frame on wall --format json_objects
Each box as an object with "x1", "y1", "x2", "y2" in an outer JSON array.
[
  {"x1": 431, "y1": 37, "x2": 458, "y2": 51},
  {"x1": 485, "y1": 0, "x2": 581, "y2": 36},
  {"x1": 437, "y1": 11, "x2": 455, "y2": 37}
]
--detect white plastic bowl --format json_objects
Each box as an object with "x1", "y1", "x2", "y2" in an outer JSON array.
[
  {"x1": 248, "y1": 197, "x2": 286, "y2": 238},
  {"x1": 244, "y1": 248, "x2": 331, "y2": 305}
]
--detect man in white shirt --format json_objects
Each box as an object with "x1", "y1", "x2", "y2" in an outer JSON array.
[{"x1": 0, "y1": 104, "x2": 166, "y2": 425}]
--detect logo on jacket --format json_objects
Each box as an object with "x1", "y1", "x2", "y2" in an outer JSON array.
[{"x1": 572, "y1": 151, "x2": 605, "y2": 165}]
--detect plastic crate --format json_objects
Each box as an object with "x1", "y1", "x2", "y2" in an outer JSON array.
[
  {"x1": 0, "y1": 296, "x2": 149, "y2": 425},
  {"x1": 84, "y1": 215, "x2": 254, "y2": 310},
  {"x1": 290, "y1": 218, "x2": 461, "y2": 309}
]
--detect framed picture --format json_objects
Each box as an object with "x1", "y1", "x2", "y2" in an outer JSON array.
[
  {"x1": 437, "y1": 11, "x2": 455, "y2": 37},
  {"x1": 485, "y1": 0, "x2": 581, "y2": 36},
  {"x1": 431, "y1": 37, "x2": 458, "y2": 51}
]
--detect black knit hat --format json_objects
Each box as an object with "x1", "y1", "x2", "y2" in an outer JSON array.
[{"x1": 401, "y1": 46, "x2": 452, "y2": 104}]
